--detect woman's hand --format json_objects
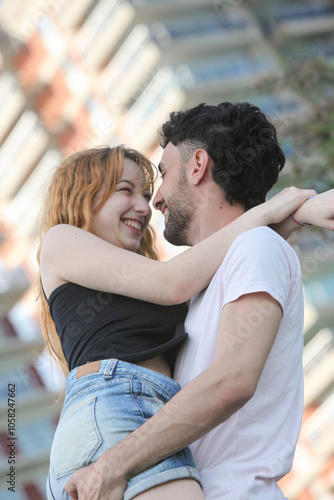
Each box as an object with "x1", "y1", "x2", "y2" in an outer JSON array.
[
  {"x1": 269, "y1": 188, "x2": 334, "y2": 240},
  {"x1": 261, "y1": 187, "x2": 317, "y2": 226},
  {"x1": 292, "y1": 189, "x2": 334, "y2": 230}
]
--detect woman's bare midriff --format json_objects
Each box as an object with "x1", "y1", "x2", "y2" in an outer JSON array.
[{"x1": 133, "y1": 354, "x2": 171, "y2": 378}]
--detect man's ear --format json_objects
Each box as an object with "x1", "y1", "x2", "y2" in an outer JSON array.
[{"x1": 189, "y1": 149, "x2": 212, "y2": 185}]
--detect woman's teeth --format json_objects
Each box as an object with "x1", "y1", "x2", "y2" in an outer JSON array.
[{"x1": 124, "y1": 220, "x2": 141, "y2": 231}]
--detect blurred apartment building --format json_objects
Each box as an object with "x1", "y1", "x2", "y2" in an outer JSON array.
[
  {"x1": 0, "y1": 265, "x2": 61, "y2": 500},
  {"x1": 0, "y1": 0, "x2": 333, "y2": 498}
]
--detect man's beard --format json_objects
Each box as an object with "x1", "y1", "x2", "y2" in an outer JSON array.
[{"x1": 163, "y1": 171, "x2": 194, "y2": 246}]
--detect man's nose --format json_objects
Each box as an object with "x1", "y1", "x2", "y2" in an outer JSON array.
[{"x1": 153, "y1": 188, "x2": 163, "y2": 211}]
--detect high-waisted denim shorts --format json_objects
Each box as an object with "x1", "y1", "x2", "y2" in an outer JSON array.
[{"x1": 47, "y1": 359, "x2": 201, "y2": 500}]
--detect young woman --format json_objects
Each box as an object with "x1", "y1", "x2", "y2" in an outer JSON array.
[{"x1": 38, "y1": 145, "x2": 317, "y2": 500}]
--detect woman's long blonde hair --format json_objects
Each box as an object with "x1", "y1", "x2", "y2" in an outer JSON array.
[{"x1": 36, "y1": 145, "x2": 158, "y2": 378}]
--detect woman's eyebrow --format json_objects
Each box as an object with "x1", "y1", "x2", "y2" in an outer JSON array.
[{"x1": 116, "y1": 179, "x2": 136, "y2": 188}]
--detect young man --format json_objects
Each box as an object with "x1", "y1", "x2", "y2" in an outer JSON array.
[{"x1": 65, "y1": 103, "x2": 334, "y2": 499}]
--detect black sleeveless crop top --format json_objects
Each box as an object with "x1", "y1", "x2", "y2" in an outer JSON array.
[{"x1": 47, "y1": 282, "x2": 188, "y2": 371}]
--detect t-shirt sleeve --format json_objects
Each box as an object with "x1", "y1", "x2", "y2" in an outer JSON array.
[{"x1": 221, "y1": 228, "x2": 297, "y2": 314}]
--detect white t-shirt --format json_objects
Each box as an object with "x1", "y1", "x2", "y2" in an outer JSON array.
[{"x1": 174, "y1": 227, "x2": 304, "y2": 500}]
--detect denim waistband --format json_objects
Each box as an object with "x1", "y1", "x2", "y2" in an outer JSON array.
[{"x1": 65, "y1": 358, "x2": 181, "y2": 397}]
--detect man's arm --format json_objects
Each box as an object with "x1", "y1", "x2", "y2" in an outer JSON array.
[
  {"x1": 64, "y1": 191, "x2": 334, "y2": 499},
  {"x1": 65, "y1": 292, "x2": 282, "y2": 500}
]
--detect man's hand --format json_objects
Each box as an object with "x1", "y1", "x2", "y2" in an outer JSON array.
[{"x1": 64, "y1": 459, "x2": 127, "y2": 500}]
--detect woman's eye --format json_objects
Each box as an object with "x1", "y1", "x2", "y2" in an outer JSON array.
[{"x1": 119, "y1": 187, "x2": 131, "y2": 193}]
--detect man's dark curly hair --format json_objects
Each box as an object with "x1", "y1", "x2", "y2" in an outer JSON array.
[{"x1": 159, "y1": 102, "x2": 285, "y2": 210}]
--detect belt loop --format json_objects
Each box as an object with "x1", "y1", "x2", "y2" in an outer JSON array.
[{"x1": 103, "y1": 359, "x2": 117, "y2": 380}]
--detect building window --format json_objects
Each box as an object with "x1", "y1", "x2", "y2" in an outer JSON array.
[
  {"x1": 16, "y1": 419, "x2": 55, "y2": 458},
  {"x1": 304, "y1": 273, "x2": 334, "y2": 309},
  {"x1": 0, "y1": 489, "x2": 26, "y2": 500},
  {"x1": 154, "y1": 10, "x2": 246, "y2": 41},
  {"x1": 0, "y1": 72, "x2": 25, "y2": 143},
  {"x1": 0, "y1": 111, "x2": 48, "y2": 199},
  {"x1": 303, "y1": 389, "x2": 334, "y2": 447},
  {"x1": 73, "y1": 0, "x2": 121, "y2": 55},
  {"x1": 285, "y1": 35, "x2": 334, "y2": 61},
  {"x1": 176, "y1": 50, "x2": 278, "y2": 87},
  {"x1": 303, "y1": 328, "x2": 334, "y2": 374},
  {"x1": 273, "y1": 1, "x2": 334, "y2": 23},
  {"x1": 4, "y1": 149, "x2": 62, "y2": 235},
  {"x1": 0, "y1": 367, "x2": 41, "y2": 400}
]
